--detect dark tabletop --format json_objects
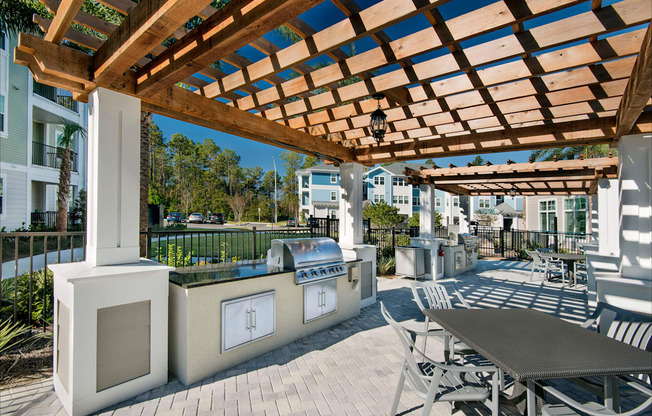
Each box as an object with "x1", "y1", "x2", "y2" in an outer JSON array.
[
  {"x1": 538, "y1": 252, "x2": 586, "y2": 261},
  {"x1": 424, "y1": 308, "x2": 652, "y2": 382}
]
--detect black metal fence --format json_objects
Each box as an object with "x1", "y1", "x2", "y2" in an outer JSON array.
[
  {"x1": 30, "y1": 211, "x2": 84, "y2": 229},
  {"x1": 0, "y1": 231, "x2": 86, "y2": 329},
  {"x1": 474, "y1": 228, "x2": 591, "y2": 259},
  {"x1": 33, "y1": 81, "x2": 79, "y2": 112}
]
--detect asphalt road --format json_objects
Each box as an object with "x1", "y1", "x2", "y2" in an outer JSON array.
[{"x1": 176, "y1": 222, "x2": 307, "y2": 231}]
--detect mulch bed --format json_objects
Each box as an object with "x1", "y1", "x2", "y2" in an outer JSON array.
[{"x1": 0, "y1": 337, "x2": 53, "y2": 391}]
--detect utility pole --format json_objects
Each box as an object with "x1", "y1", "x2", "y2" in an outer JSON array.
[{"x1": 272, "y1": 157, "x2": 277, "y2": 226}]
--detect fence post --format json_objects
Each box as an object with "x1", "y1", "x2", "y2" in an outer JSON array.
[
  {"x1": 146, "y1": 226, "x2": 152, "y2": 259},
  {"x1": 392, "y1": 227, "x2": 396, "y2": 247},
  {"x1": 252, "y1": 227, "x2": 257, "y2": 259},
  {"x1": 310, "y1": 222, "x2": 314, "y2": 238},
  {"x1": 366, "y1": 219, "x2": 371, "y2": 243},
  {"x1": 500, "y1": 230, "x2": 505, "y2": 256}
]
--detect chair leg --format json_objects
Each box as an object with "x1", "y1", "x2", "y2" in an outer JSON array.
[
  {"x1": 499, "y1": 369, "x2": 505, "y2": 391},
  {"x1": 421, "y1": 380, "x2": 440, "y2": 416},
  {"x1": 390, "y1": 371, "x2": 406, "y2": 416},
  {"x1": 422, "y1": 317, "x2": 430, "y2": 353},
  {"x1": 490, "y1": 371, "x2": 500, "y2": 416}
]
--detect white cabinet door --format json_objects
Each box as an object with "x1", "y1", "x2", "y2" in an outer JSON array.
[
  {"x1": 304, "y1": 283, "x2": 322, "y2": 322},
  {"x1": 222, "y1": 299, "x2": 251, "y2": 351},
  {"x1": 251, "y1": 293, "x2": 275, "y2": 340},
  {"x1": 321, "y1": 280, "x2": 337, "y2": 316}
]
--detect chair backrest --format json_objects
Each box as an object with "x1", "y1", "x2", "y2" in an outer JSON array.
[
  {"x1": 582, "y1": 302, "x2": 652, "y2": 352},
  {"x1": 410, "y1": 281, "x2": 472, "y2": 312},
  {"x1": 525, "y1": 249, "x2": 544, "y2": 264},
  {"x1": 536, "y1": 248, "x2": 555, "y2": 253},
  {"x1": 380, "y1": 302, "x2": 435, "y2": 395}
]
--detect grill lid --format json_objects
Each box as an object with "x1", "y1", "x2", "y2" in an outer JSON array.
[{"x1": 267, "y1": 237, "x2": 346, "y2": 285}]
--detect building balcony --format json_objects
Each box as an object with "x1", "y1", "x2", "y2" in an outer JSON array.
[
  {"x1": 32, "y1": 141, "x2": 79, "y2": 172},
  {"x1": 33, "y1": 81, "x2": 79, "y2": 113}
]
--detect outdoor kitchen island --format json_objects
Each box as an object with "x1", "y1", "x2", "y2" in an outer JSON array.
[{"x1": 168, "y1": 239, "x2": 362, "y2": 386}]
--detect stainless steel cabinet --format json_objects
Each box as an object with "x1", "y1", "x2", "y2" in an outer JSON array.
[
  {"x1": 222, "y1": 291, "x2": 275, "y2": 352},
  {"x1": 304, "y1": 280, "x2": 337, "y2": 323}
]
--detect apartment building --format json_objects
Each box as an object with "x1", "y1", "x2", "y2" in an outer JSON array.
[
  {"x1": 0, "y1": 32, "x2": 88, "y2": 231},
  {"x1": 296, "y1": 163, "x2": 340, "y2": 219}
]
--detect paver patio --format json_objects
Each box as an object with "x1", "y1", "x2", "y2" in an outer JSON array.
[{"x1": 0, "y1": 260, "x2": 636, "y2": 415}]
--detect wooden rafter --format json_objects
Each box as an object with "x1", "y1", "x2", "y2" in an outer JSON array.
[
  {"x1": 404, "y1": 157, "x2": 618, "y2": 195},
  {"x1": 613, "y1": 23, "x2": 652, "y2": 142},
  {"x1": 92, "y1": 0, "x2": 217, "y2": 85},
  {"x1": 12, "y1": 0, "x2": 652, "y2": 166}
]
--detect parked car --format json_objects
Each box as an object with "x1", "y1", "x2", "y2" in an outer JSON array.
[
  {"x1": 210, "y1": 213, "x2": 225, "y2": 224},
  {"x1": 286, "y1": 217, "x2": 299, "y2": 227},
  {"x1": 188, "y1": 213, "x2": 205, "y2": 224},
  {"x1": 166, "y1": 212, "x2": 184, "y2": 223},
  {"x1": 306, "y1": 217, "x2": 319, "y2": 228}
]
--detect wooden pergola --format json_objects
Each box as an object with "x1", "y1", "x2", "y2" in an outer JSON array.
[
  {"x1": 403, "y1": 156, "x2": 618, "y2": 195},
  {"x1": 13, "y1": 0, "x2": 652, "y2": 164}
]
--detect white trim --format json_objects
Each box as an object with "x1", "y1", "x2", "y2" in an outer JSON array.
[
  {"x1": 0, "y1": 173, "x2": 6, "y2": 219},
  {"x1": 0, "y1": 49, "x2": 8, "y2": 138}
]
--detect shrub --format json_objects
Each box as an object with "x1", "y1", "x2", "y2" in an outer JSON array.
[
  {"x1": 380, "y1": 245, "x2": 394, "y2": 259},
  {"x1": 0, "y1": 269, "x2": 53, "y2": 327},
  {"x1": 377, "y1": 257, "x2": 396, "y2": 276},
  {"x1": 156, "y1": 244, "x2": 194, "y2": 267},
  {"x1": 0, "y1": 319, "x2": 31, "y2": 354}
]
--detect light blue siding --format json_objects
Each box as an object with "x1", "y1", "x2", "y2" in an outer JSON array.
[
  {"x1": 312, "y1": 188, "x2": 338, "y2": 202},
  {"x1": 312, "y1": 172, "x2": 338, "y2": 186}
]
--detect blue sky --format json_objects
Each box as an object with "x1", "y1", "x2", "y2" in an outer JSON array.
[{"x1": 153, "y1": 0, "x2": 630, "y2": 176}]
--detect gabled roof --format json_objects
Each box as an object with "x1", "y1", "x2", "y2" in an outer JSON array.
[
  {"x1": 365, "y1": 162, "x2": 423, "y2": 177},
  {"x1": 296, "y1": 163, "x2": 339, "y2": 175},
  {"x1": 495, "y1": 202, "x2": 520, "y2": 216}
]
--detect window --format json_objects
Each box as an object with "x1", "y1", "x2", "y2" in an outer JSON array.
[
  {"x1": 373, "y1": 176, "x2": 385, "y2": 185},
  {"x1": 392, "y1": 196, "x2": 397, "y2": 204},
  {"x1": 330, "y1": 173, "x2": 337, "y2": 183},
  {"x1": 453, "y1": 197, "x2": 459, "y2": 207},
  {"x1": 413, "y1": 196, "x2": 420, "y2": 206},
  {"x1": 392, "y1": 177, "x2": 405, "y2": 187},
  {"x1": 330, "y1": 210, "x2": 337, "y2": 219},
  {"x1": 435, "y1": 197, "x2": 442, "y2": 208},
  {"x1": 373, "y1": 194, "x2": 385, "y2": 203},
  {"x1": 539, "y1": 200, "x2": 557, "y2": 232},
  {"x1": 330, "y1": 191, "x2": 337, "y2": 201},
  {"x1": 564, "y1": 197, "x2": 587, "y2": 233},
  {"x1": 0, "y1": 175, "x2": 5, "y2": 215},
  {"x1": 479, "y1": 198, "x2": 490, "y2": 209}
]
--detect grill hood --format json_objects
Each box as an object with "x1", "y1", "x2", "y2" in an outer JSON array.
[{"x1": 267, "y1": 238, "x2": 346, "y2": 285}]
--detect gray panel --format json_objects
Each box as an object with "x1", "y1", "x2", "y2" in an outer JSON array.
[
  {"x1": 97, "y1": 300, "x2": 151, "y2": 392},
  {"x1": 360, "y1": 261, "x2": 373, "y2": 300},
  {"x1": 57, "y1": 300, "x2": 70, "y2": 393}
]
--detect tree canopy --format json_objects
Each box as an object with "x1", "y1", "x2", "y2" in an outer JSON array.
[{"x1": 363, "y1": 201, "x2": 403, "y2": 228}]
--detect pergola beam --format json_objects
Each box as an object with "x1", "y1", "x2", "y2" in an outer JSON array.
[
  {"x1": 43, "y1": 0, "x2": 84, "y2": 44},
  {"x1": 17, "y1": 33, "x2": 354, "y2": 162},
  {"x1": 613, "y1": 24, "x2": 652, "y2": 142},
  {"x1": 92, "y1": 0, "x2": 216, "y2": 85},
  {"x1": 135, "y1": 0, "x2": 324, "y2": 95}
]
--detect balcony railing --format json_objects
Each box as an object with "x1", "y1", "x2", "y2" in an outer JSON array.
[
  {"x1": 32, "y1": 141, "x2": 78, "y2": 172},
  {"x1": 33, "y1": 81, "x2": 79, "y2": 113}
]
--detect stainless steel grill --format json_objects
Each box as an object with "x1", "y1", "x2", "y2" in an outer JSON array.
[
  {"x1": 267, "y1": 237, "x2": 347, "y2": 285},
  {"x1": 458, "y1": 233, "x2": 478, "y2": 252}
]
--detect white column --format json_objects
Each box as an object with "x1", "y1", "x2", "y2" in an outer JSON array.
[
  {"x1": 458, "y1": 195, "x2": 470, "y2": 234},
  {"x1": 339, "y1": 162, "x2": 364, "y2": 246},
  {"x1": 86, "y1": 88, "x2": 141, "y2": 267},
  {"x1": 618, "y1": 134, "x2": 652, "y2": 280},
  {"x1": 419, "y1": 184, "x2": 435, "y2": 238},
  {"x1": 597, "y1": 178, "x2": 620, "y2": 255}
]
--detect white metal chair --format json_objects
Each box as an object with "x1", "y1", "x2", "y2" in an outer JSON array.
[
  {"x1": 573, "y1": 261, "x2": 587, "y2": 287},
  {"x1": 537, "y1": 376, "x2": 652, "y2": 416},
  {"x1": 380, "y1": 302, "x2": 500, "y2": 416},
  {"x1": 410, "y1": 281, "x2": 475, "y2": 360},
  {"x1": 525, "y1": 249, "x2": 546, "y2": 281},
  {"x1": 536, "y1": 249, "x2": 567, "y2": 284}
]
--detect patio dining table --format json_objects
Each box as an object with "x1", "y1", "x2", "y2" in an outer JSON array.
[{"x1": 424, "y1": 308, "x2": 652, "y2": 416}]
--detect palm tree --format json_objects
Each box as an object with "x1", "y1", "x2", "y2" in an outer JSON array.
[
  {"x1": 56, "y1": 120, "x2": 86, "y2": 232},
  {"x1": 0, "y1": 0, "x2": 41, "y2": 36}
]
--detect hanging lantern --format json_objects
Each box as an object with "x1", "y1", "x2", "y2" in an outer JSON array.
[
  {"x1": 510, "y1": 185, "x2": 517, "y2": 197},
  {"x1": 369, "y1": 93, "x2": 387, "y2": 147}
]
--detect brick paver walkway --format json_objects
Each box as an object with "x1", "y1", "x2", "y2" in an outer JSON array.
[{"x1": 1, "y1": 260, "x2": 638, "y2": 415}]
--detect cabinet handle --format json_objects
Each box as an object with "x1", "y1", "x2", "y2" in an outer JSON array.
[
  {"x1": 252, "y1": 309, "x2": 256, "y2": 329},
  {"x1": 246, "y1": 309, "x2": 250, "y2": 329},
  {"x1": 322, "y1": 291, "x2": 326, "y2": 308}
]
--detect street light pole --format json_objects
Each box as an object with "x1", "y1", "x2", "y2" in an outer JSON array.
[{"x1": 272, "y1": 157, "x2": 277, "y2": 226}]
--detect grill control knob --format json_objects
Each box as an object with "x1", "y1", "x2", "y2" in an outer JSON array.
[
  {"x1": 311, "y1": 271, "x2": 318, "y2": 276},
  {"x1": 321, "y1": 269, "x2": 327, "y2": 275}
]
